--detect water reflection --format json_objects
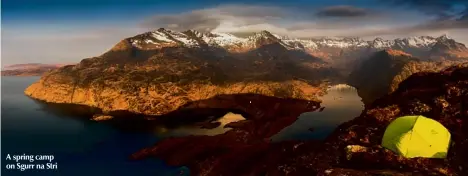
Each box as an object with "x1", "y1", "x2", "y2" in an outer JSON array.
[
  {"x1": 152, "y1": 112, "x2": 246, "y2": 137},
  {"x1": 271, "y1": 84, "x2": 364, "y2": 141}
]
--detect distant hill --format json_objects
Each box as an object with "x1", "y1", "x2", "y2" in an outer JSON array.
[{"x1": 1, "y1": 63, "x2": 72, "y2": 76}]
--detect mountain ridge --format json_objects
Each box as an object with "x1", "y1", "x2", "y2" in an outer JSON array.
[{"x1": 125, "y1": 28, "x2": 467, "y2": 54}]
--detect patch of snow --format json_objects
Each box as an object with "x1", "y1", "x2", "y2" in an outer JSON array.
[
  {"x1": 391, "y1": 36, "x2": 437, "y2": 48},
  {"x1": 162, "y1": 30, "x2": 199, "y2": 47},
  {"x1": 133, "y1": 29, "x2": 447, "y2": 51},
  {"x1": 208, "y1": 32, "x2": 247, "y2": 46},
  {"x1": 131, "y1": 40, "x2": 140, "y2": 46},
  {"x1": 416, "y1": 36, "x2": 437, "y2": 46},
  {"x1": 407, "y1": 38, "x2": 418, "y2": 47},
  {"x1": 371, "y1": 38, "x2": 394, "y2": 48},
  {"x1": 283, "y1": 39, "x2": 318, "y2": 50},
  {"x1": 318, "y1": 39, "x2": 352, "y2": 48},
  {"x1": 151, "y1": 31, "x2": 174, "y2": 43},
  {"x1": 272, "y1": 33, "x2": 287, "y2": 39},
  {"x1": 144, "y1": 39, "x2": 157, "y2": 44},
  {"x1": 311, "y1": 37, "x2": 369, "y2": 48},
  {"x1": 173, "y1": 34, "x2": 198, "y2": 47}
]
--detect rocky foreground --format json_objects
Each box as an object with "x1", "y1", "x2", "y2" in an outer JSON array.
[{"x1": 131, "y1": 64, "x2": 468, "y2": 175}]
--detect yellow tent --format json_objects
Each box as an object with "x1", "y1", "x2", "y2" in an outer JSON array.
[{"x1": 381, "y1": 115, "x2": 451, "y2": 158}]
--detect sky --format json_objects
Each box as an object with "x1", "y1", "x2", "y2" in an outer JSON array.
[{"x1": 2, "y1": 0, "x2": 468, "y2": 65}]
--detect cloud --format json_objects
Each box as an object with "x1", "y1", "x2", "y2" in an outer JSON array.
[
  {"x1": 138, "y1": 4, "x2": 468, "y2": 45},
  {"x1": 315, "y1": 5, "x2": 371, "y2": 17},
  {"x1": 329, "y1": 1, "x2": 468, "y2": 37},
  {"x1": 382, "y1": 0, "x2": 467, "y2": 20},
  {"x1": 142, "y1": 5, "x2": 287, "y2": 32},
  {"x1": 386, "y1": 8, "x2": 468, "y2": 34},
  {"x1": 414, "y1": 16, "x2": 468, "y2": 31},
  {"x1": 141, "y1": 4, "x2": 394, "y2": 36}
]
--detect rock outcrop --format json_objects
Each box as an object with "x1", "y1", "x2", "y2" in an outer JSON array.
[
  {"x1": 25, "y1": 29, "x2": 334, "y2": 116},
  {"x1": 131, "y1": 63, "x2": 468, "y2": 175}
]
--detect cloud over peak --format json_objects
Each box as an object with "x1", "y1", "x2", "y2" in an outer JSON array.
[
  {"x1": 315, "y1": 5, "x2": 372, "y2": 17},
  {"x1": 139, "y1": 3, "x2": 467, "y2": 44},
  {"x1": 141, "y1": 4, "x2": 392, "y2": 37},
  {"x1": 142, "y1": 5, "x2": 287, "y2": 32}
]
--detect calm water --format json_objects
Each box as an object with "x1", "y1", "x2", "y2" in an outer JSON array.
[
  {"x1": 1, "y1": 77, "x2": 186, "y2": 176},
  {"x1": 1, "y1": 77, "x2": 364, "y2": 175},
  {"x1": 272, "y1": 84, "x2": 364, "y2": 141}
]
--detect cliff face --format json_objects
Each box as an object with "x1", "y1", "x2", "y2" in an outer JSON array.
[
  {"x1": 25, "y1": 31, "x2": 334, "y2": 116},
  {"x1": 348, "y1": 49, "x2": 465, "y2": 104},
  {"x1": 131, "y1": 63, "x2": 468, "y2": 176}
]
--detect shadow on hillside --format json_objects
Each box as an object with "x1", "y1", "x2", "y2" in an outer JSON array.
[{"x1": 33, "y1": 93, "x2": 321, "y2": 133}]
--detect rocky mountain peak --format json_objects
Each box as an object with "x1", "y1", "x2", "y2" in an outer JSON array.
[
  {"x1": 156, "y1": 28, "x2": 168, "y2": 32},
  {"x1": 374, "y1": 37, "x2": 384, "y2": 41},
  {"x1": 119, "y1": 28, "x2": 466, "y2": 60},
  {"x1": 437, "y1": 34, "x2": 451, "y2": 41},
  {"x1": 183, "y1": 29, "x2": 202, "y2": 37},
  {"x1": 248, "y1": 30, "x2": 278, "y2": 40},
  {"x1": 370, "y1": 37, "x2": 394, "y2": 48},
  {"x1": 246, "y1": 30, "x2": 283, "y2": 47},
  {"x1": 431, "y1": 35, "x2": 467, "y2": 53}
]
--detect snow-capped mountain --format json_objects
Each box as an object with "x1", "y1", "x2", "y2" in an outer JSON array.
[
  {"x1": 129, "y1": 28, "x2": 463, "y2": 50},
  {"x1": 123, "y1": 28, "x2": 467, "y2": 61}
]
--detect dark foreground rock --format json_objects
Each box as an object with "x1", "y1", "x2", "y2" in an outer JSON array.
[
  {"x1": 131, "y1": 95, "x2": 321, "y2": 175},
  {"x1": 314, "y1": 63, "x2": 468, "y2": 175},
  {"x1": 132, "y1": 63, "x2": 468, "y2": 175},
  {"x1": 348, "y1": 49, "x2": 465, "y2": 105}
]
